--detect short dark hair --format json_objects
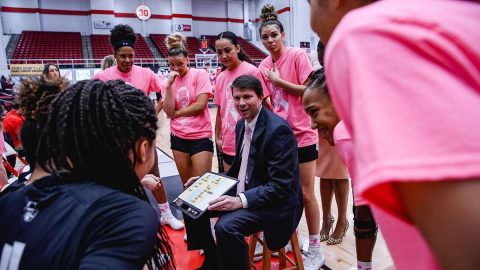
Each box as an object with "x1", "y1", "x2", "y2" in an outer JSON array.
[{"x1": 231, "y1": 75, "x2": 263, "y2": 97}]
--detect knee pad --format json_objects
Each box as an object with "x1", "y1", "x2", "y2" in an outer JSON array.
[{"x1": 353, "y1": 205, "x2": 378, "y2": 239}]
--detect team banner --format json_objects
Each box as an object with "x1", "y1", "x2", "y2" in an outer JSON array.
[{"x1": 9, "y1": 64, "x2": 44, "y2": 75}]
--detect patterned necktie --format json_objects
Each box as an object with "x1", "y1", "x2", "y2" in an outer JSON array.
[{"x1": 237, "y1": 125, "x2": 252, "y2": 195}]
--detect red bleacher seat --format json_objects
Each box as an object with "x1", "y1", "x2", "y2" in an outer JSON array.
[
  {"x1": 91, "y1": 34, "x2": 154, "y2": 64},
  {"x1": 12, "y1": 31, "x2": 83, "y2": 64}
]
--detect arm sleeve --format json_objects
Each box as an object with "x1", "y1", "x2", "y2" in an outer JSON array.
[
  {"x1": 243, "y1": 125, "x2": 297, "y2": 208},
  {"x1": 251, "y1": 68, "x2": 270, "y2": 98},
  {"x1": 295, "y1": 50, "x2": 314, "y2": 85},
  {"x1": 79, "y1": 196, "x2": 160, "y2": 270},
  {"x1": 326, "y1": 19, "x2": 480, "y2": 221},
  {"x1": 195, "y1": 69, "x2": 213, "y2": 98},
  {"x1": 148, "y1": 70, "x2": 161, "y2": 93}
]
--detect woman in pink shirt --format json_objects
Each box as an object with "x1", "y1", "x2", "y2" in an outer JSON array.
[
  {"x1": 310, "y1": 0, "x2": 480, "y2": 269},
  {"x1": 257, "y1": 5, "x2": 323, "y2": 268},
  {"x1": 303, "y1": 69, "x2": 378, "y2": 270},
  {"x1": 92, "y1": 24, "x2": 184, "y2": 231},
  {"x1": 161, "y1": 32, "x2": 213, "y2": 247},
  {"x1": 214, "y1": 31, "x2": 268, "y2": 171}
]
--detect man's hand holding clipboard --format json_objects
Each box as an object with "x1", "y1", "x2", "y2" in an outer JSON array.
[{"x1": 173, "y1": 172, "x2": 239, "y2": 219}]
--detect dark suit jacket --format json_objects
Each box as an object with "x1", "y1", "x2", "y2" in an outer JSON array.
[{"x1": 227, "y1": 107, "x2": 303, "y2": 250}]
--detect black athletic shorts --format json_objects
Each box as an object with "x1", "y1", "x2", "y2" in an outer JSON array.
[
  {"x1": 170, "y1": 133, "x2": 214, "y2": 155},
  {"x1": 298, "y1": 144, "x2": 318, "y2": 163}
]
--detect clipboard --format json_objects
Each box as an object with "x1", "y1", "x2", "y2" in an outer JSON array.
[{"x1": 173, "y1": 172, "x2": 238, "y2": 219}]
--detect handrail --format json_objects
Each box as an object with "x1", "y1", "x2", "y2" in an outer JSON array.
[{"x1": 6, "y1": 58, "x2": 265, "y2": 68}]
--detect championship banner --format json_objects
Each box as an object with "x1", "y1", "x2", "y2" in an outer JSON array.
[{"x1": 9, "y1": 64, "x2": 44, "y2": 76}]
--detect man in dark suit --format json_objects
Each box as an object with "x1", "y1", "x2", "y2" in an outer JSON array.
[{"x1": 186, "y1": 75, "x2": 303, "y2": 270}]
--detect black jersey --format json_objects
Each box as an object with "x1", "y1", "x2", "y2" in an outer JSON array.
[{"x1": 0, "y1": 174, "x2": 159, "y2": 270}]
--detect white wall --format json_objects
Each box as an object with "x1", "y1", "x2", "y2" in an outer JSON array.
[
  {"x1": 227, "y1": 1, "x2": 244, "y2": 37},
  {"x1": 41, "y1": 15, "x2": 92, "y2": 34},
  {"x1": 1, "y1": 13, "x2": 40, "y2": 33},
  {"x1": 38, "y1": 0, "x2": 89, "y2": 10},
  {"x1": 291, "y1": 0, "x2": 316, "y2": 50},
  {"x1": 171, "y1": 0, "x2": 193, "y2": 37}
]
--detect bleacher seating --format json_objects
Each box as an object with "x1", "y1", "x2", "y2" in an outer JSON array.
[
  {"x1": 151, "y1": 35, "x2": 207, "y2": 59},
  {"x1": 149, "y1": 34, "x2": 168, "y2": 58},
  {"x1": 201, "y1": 35, "x2": 267, "y2": 62},
  {"x1": 90, "y1": 34, "x2": 154, "y2": 64},
  {"x1": 11, "y1": 31, "x2": 83, "y2": 64},
  {"x1": 237, "y1": 37, "x2": 267, "y2": 60},
  {"x1": 186, "y1": 37, "x2": 203, "y2": 58}
]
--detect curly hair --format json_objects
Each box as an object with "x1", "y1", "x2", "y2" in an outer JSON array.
[
  {"x1": 259, "y1": 4, "x2": 285, "y2": 34},
  {"x1": 110, "y1": 24, "x2": 136, "y2": 52},
  {"x1": 16, "y1": 75, "x2": 69, "y2": 121},
  {"x1": 36, "y1": 79, "x2": 174, "y2": 269},
  {"x1": 166, "y1": 32, "x2": 188, "y2": 57}
]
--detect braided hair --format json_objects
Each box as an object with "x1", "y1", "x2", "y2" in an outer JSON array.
[
  {"x1": 110, "y1": 24, "x2": 136, "y2": 52},
  {"x1": 36, "y1": 79, "x2": 174, "y2": 269},
  {"x1": 216, "y1": 31, "x2": 256, "y2": 71},
  {"x1": 306, "y1": 68, "x2": 329, "y2": 97},
  {"x1": 259, "y1": 4, "x2": 285, "y2": 34}
]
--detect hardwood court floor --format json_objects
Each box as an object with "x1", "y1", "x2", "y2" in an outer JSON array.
[{"x1": 156, "y1": 109, "x2": 395, "y2": 270}]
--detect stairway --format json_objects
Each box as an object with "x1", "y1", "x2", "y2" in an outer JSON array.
[
  {"x1": 145, "y1": 37, "x2": 163, "y2": 60},
  {"x1": 5, "y1": 34, "x2": 20, "y2": 59},
  {"x1": 82, "y1": 36, "x2": 94, "y2": 68}
]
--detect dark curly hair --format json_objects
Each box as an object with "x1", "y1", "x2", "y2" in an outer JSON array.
[
  {"x1": 36, "y1": 79, "x2": 174, "y2": 269},
  {"x1": 16, "y1": 75, "x2": 69, "y2": 167},
  {"x1": 110, "y1": 24, "x2": 136, "y2": 52},
  {"x1": 16, "y1": 75, "x2": 69, "y2": 121}
]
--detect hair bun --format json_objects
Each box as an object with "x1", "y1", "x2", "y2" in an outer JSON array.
[
  {"x1": 260, "y1": 4, "x2": 278, "y2": 21},
  {"x1": 166, "y1": 32, "x2": 187, "y2": 50}
]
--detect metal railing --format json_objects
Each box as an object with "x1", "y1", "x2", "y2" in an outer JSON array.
[{"x1": 6, "y1": 57, "x2": 266, "y2": 68}]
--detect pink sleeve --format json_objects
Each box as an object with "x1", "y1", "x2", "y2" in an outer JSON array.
[
  {"x1": 148, "y1": 71, "x2": 161, "y2": 93},
  {"x1": 295, "y1": 50, "x2": 314, "y2": 85},
  {"x1": 258, "y1": 61, "x2": 272, "y2": 98},
  {"x1": 250, "y1": 68, "x2": 270, "y2": 98},
  {"x1": 326, "y1": 21, "x2": 480, "y2": 221},
  {"x1": 195, "y1": 69, "x2": 213, "y2": 98}
]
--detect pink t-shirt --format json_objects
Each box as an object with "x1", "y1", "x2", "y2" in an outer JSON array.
[
  {"x1": 326, "y1": 0, "x2": 480, "y2": 269},
  {"x1": 333, "y1": 121, "x2": 364, "y2": 206},
  {"x1": 93, "y1": 65, "x2": 161, "y2": 95},
  {"x1": 214, "y1": 62, "x2": 269, "y2": 156},
  {"x1": 259, "y1": 47, "x2": 318, "y2": 148},
  {"x1": 161, "y1": 68, "x2": 213, "y2": 140}
]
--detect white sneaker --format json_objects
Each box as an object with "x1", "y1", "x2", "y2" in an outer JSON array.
[
  {"x1": 303, "y1": 249, "x2": 325, "y2": 270},
  {"x1": 160, "y1": 211, "x2": 185, "y2": 230}
]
